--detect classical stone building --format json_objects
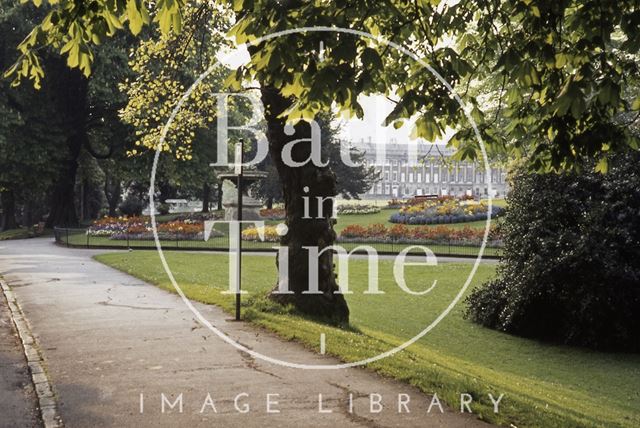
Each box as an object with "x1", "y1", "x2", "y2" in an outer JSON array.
[{"x1": 352, "y1": 140, "x2": 508, "y2": 199}]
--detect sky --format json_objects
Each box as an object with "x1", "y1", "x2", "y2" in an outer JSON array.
[{"x1": 336, "y1": 95, "x2": 452, "y2": 146}]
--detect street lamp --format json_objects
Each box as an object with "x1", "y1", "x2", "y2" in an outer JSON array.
[
  {"x1": 234, "y1": 140, "x2": 243, "y2": 321},
  {"x1": 217, "y1": 139, "x2": 267, "y2": 321}
]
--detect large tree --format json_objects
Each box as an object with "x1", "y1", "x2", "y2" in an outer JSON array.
[
  {"x1": 118, "y1": 5, "x2": 232, "y2": 214},
  {"x1": 0, "y1": 0, "x2": 64, "y2": 230},
  {"x1": 5, "y1": 0, "x2": 639, "y2": 321}
]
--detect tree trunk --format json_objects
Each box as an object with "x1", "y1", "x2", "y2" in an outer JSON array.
[
  {"x1": 22, "y1": 198, "x2": 33, "y2": 228},
  {"x1": 266, "y1": 197, "x2": 273, "y2": 210},
  {"x1": 79, "y1": 180, "x2": 85, "y2": 223},
  {"x1": 261, "y1": 86, "x2": 349, "y2": 324},
  {"x1": 217, "y1": 181, "x2": 223, "y2": 211},
  {"x1": 202, "y1": 182, "x2": 210, "y2": 213},
  {"x1": 45, "y1": 64, "x2": 88, "y2": 228},
  {"x1": 46, "y1": 150, "x2": 81, "y2": 228},
  {"x1": 104, "y1": 173, "x2": 121, "y2": 217},
  {"x1": 1, "y1": 190, "x2": 18, "y2": 231}
]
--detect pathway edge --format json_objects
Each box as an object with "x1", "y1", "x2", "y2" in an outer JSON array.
[{"x1": 1, "y1": 277, "x2": 63, "y2": 428}]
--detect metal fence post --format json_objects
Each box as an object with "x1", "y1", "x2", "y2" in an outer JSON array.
[{"x1": 66, "y1": 228, "x2": 69, "y2": 248}]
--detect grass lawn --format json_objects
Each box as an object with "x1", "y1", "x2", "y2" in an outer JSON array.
[
  {"x1": 95, "y1": 251, "x2": 639, "y2": 428},
  {"x1": 0, "y1": 227, "x2": 51, "y2": 240}
]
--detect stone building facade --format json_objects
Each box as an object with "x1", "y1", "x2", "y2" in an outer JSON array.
[{"x1": 352, "y1": 141, "x2": 509, "y2": 199}]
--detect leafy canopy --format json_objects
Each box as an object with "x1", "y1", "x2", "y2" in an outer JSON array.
[
  {"x1": 119, "y1": 2, "x2": 231, "y2": 158},
  {"x1": 5, "y1": 0, "x2": 640, "y2": 172}
]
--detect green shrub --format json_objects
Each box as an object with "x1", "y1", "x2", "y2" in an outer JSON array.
[
  {"x1": 157, "y1": 203, "x2": 171, "y2": 215},
  {"x1": 118, "y1": 195, "x2": 144, "y2": 217},
  {"x1": 465, "y1": 152, "x2": 640, "y2": 352}
]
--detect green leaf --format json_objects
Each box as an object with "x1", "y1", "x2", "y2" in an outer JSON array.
[
  {"x1": 595, "y1": 157, "x2": 608, "y2": 174},
  {"x1": 531, "y1": 5, "x2": 540, "y2": 17},
  {"x1": 555, "y1": 53, "x2": 568, "y2": 68},
  {"x1": 102, "y1": 9, "x2": 124, "y2": 35},
  {"x1": 361, "y1": 47, "x2": 382, "y2": 70},
  {"x1": 126, "y1": 0, "x2": 144, "y2": 35},
  {"x1": 232, "y1": 0, "x2": 244, "y2": 12},
  {"x1": 570, "y1": 95, "x2": 586, "y2": 119},
  {"x1": 632, "y1": 96, "x2": 640, "y2": 111},
  {"x1": 281, "y1": 75, "x2": 305, "y2": 97},
  {"x1": 411, "y1": 115, "x2": 440, "y2": 142}
]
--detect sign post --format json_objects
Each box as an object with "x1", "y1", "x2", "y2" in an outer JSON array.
[{"x1": 234, "y1": 140, "x2": 243, "y2": 321}]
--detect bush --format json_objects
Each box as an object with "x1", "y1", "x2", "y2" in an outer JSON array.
[
  {"x1": 465, "y1": 152, "x2": 640, "y2": 352},
  {"x1": 157, "y1": 203, "x2": 171, "y2": 215},
  {"x1": 119, "y1": 196, "x2": 144, "y2": 217}
]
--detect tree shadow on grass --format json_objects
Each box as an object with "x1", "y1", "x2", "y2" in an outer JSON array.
[{"x1": 242, "y1": 293, "x2": 363, "y2": 334}]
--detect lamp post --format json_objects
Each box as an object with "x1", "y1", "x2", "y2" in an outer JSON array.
[
  {"x1": 234, "y1": 140, "x2": 243, "y2": 321},
  {"x1": 217, "y1": 139, "x2": 266, "y2": 321}
]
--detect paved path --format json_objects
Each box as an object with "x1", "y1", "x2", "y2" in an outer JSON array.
[
  {"x1": 0, "y1": 238, "x2": 488, "y2": 427},
  {"x1": 0, "y1": 285, "x2": 41, "y2": 428}
]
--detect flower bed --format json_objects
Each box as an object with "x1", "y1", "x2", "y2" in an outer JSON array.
[
  {"x1": 88, "y1": 216, "x2": 222, "y2": 241},
  {"x1": 259, "y1": 208, "x2": 286, "y2": 220},
  {"x1": 339, "y1": 223, "x2": 502, "y2": 246},
  {"x1": 173, "y1": 212, "x2": 222, "y2": 222},
  {"x1": 241, "y1": 223, "x2": 502, "y2": 247},
  {"x1": 241, "y1": 225, "x2": 280, "y2": 242},
  {"x1": 386, "y1": 199, "x2": 405, "y2": 209},
  {"x1": 337, "y1": 204, "x2": 381, "y2": 215},
  {"x1": 389, "y1": 198, "x2": 504, "y2": 225}
]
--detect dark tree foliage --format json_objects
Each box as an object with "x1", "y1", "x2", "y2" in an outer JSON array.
[
  {"x1": 118, "y1": 194, "x2": 144, "y2": 217},
  {"x1": 466, "y1": 152, "x2": 640, "y2": 351},
  {"x1": 0, "y1": 1, "x2": 65, "y2": 230}
]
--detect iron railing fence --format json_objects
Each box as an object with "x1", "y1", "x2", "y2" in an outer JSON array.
[{"x1": 53, "y1": 227, "x2": 502, "y2": 259}]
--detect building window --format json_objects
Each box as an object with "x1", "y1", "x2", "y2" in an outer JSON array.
[
  {"x1": 409, "y1": 173, "x2": 414, "y2": 183},
  {"x1": 393, "y1": 172, "x2": 398, "y2": 182},
  {"x1": 384, "y1": 171, "x2": 390, "y2": 181},
  {"x1": 401, "y1": 173, "x2": 406, "y2": 182},
  {"x1": 417, "y1": 174, "x2": 422, "y2": 183},
  {"x1": 385, "y1": 184, "x2": 391, "y2": 194},
  {"x1": 434, "y1": 173, "x2": 439, "y2": 183}
]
